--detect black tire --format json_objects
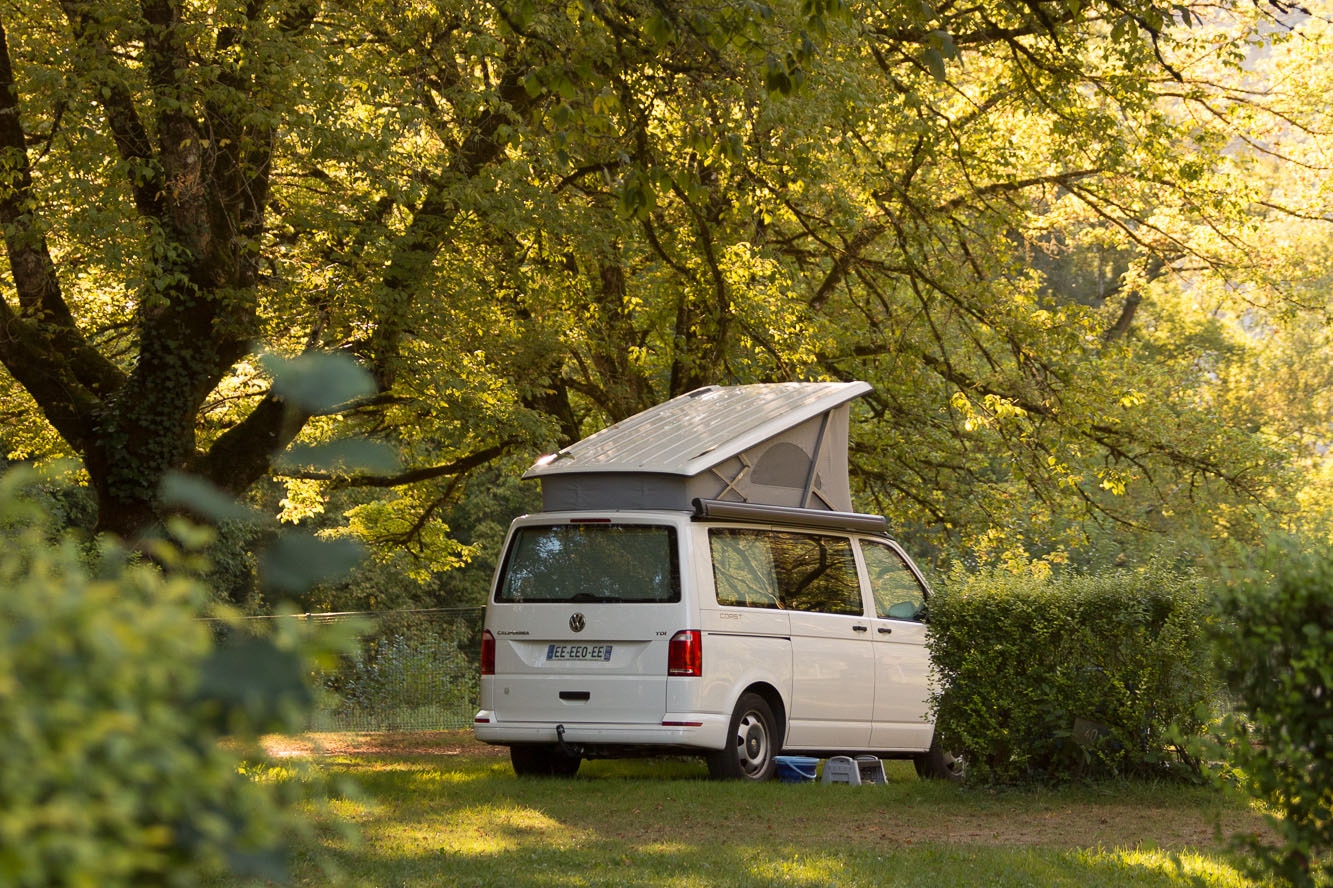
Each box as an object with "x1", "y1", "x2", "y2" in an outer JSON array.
[
  {"x1": 510, "y1": 744, "x2": 582, "y2": 778},
  {"x1": 913, "y1": 734, "x2": 965, "y2": 782},
  {"x1": 707, "y1": 692, "x2": 779, "y2": 781}
]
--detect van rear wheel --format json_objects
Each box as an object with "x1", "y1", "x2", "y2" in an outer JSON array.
[
  {"x1": 510, "y1": 744, "x2": 581, "y2": 777},
  {"x1": 707, "y1": 693, "x2": 778, "y2": 781}
]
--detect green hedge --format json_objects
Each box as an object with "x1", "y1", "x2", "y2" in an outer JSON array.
[
  {"x1": 928, "y1": 564, "x2": 1215, "y2": 785},
  {"x1": 0, "y1": 471, "x2": 352, "y2": 887},
  {"x1": 1211, "y1": 541, "x2": 1333, "y2": 888}
]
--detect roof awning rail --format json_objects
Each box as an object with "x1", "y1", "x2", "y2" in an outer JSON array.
[{"x1": 691, "y1": 498, "x2": 887, "y2": 533}]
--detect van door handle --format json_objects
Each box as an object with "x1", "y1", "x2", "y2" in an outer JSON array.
[
  {"x1": 852, "y1": 624, "x2": 869, "y2": 633},
  {"x1": 878, "y1": 626, "x2": 892, "y2": 635},
  {"x1": 559, "y1": 691, "x2": 591, "y2": 702}
]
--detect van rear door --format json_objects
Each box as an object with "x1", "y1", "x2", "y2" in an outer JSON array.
[{"x1": 485, "y1": 520, "x2": 682, "y2": 726}]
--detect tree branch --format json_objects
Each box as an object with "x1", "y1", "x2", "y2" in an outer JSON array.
[
  {"x1": 188, "y1": 393, "x2": 309, "y2": 495},
  {"x1": 274, "y1": 441, "x2": 516, "y2": 488},
  {"x1": 368, "y1": 59, "x2": 540, "y2": 388},
  {"x1": 0, "y1": 21, "x2": 125, "y2": 447},
  {"x1": 59, "y1": 0, "x2": 164, "y2": 218}
]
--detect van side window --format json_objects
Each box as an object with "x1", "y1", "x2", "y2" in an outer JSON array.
[
  {"x1": 862, "y1": 541, "x2": 927, "y2": 621},
  {"x1": 775, "y1": 532, "x2": 862, "y2": 615},
  {"x1": 710, "y1": 529, "x2": 862, "y2": 616},
  {"x1": 710, "y1": 530, "x2": 782, "y2": 608}
]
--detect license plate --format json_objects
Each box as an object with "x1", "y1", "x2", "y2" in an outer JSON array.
[{"x1": 546, "y1": 643, "x2": 613, "y2": 662}]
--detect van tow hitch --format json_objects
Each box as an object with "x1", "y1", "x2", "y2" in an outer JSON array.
[{"x1": 555, "y1": 723, "x2": 584, "y2": 758}]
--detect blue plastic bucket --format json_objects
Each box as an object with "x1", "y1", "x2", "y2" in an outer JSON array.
[{"x1": 774, "y1": 755, "x2": 819, "y2": 783}]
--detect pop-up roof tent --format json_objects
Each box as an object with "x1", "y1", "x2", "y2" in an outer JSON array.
[{"x1": 524, "y1": 381, "x2": 873, "y2": 514}]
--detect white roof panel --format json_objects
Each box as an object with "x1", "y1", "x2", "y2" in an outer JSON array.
[{"x1": 524, "y1": 381, "x2": 871, "y2": 478}]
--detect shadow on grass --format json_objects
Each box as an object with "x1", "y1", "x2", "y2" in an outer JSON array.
[
  {"x1": 317, "y1": 834, "x2": 1252, "y2": 888},
  {"x1": 293, "y1": 753, "x2": 1263, "y2": 888}
]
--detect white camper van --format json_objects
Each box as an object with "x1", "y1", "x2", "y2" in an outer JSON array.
[{"x1": 473, "y1": 382, "x2": 959, "y2": 781}]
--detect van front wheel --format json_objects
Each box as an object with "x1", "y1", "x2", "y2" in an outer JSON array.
[
  {"x1": 510, "y1": 744, "x2": 581, "y2": 778},
  {"x1": 708, "y1": 693, "x2": 778, "y2": 781}
]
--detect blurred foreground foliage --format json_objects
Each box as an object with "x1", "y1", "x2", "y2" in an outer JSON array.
[{"x1": 0, "y1": 468, "x2": 361, "y2": 887}]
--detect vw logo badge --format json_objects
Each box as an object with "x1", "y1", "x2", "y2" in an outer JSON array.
[{"x1": 569, "y1": 613, "x2": 586, "y2": 633}]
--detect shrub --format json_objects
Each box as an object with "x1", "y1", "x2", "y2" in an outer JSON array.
[
  {"x1": 1211, "y1": 540, "x2": 1333, "y2": 888},
  {"x1": 0, "y1": 470, "x2": 352, "y2": 887},
  {"x1": 324, "y1": 619, "x2": 480, "y2": 730},
  {"x1": 928, "y1": 563, "x2": 1215, "y2": 785}
]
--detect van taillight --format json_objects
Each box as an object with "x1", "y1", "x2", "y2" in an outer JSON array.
[
  {"x1": 481, "y1": 629, "x2": 496, "y2": 676},
  {"x1": 667, "y1": 630, "x2": 702, "y2": 677}
]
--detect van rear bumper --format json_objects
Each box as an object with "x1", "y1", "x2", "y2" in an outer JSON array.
[{"x1": 473, "y1": 712, "x2": 727, "y2": 752}]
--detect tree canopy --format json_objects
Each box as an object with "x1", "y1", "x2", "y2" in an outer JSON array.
[{"x1": 1, "y1": 0, "x2": 1330, "y2": 582}]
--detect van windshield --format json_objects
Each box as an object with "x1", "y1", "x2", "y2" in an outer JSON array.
[{"x1": 495, "y1": 524, "x2": 680, "y2": 603}]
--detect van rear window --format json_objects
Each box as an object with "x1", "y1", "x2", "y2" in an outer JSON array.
[{"x1": 495, "y1": 525, "x2": 680, "y2": 603}]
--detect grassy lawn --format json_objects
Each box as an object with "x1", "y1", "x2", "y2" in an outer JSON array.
[{"x1": 272, "y1": 732, "x2": 1273, "y2": 888}]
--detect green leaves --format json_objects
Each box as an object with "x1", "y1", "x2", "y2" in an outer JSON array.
[
  {"x1": 0, "y1": 468, "x2": 356, "y2": 886},
  {"x1": 160, "y1": 350, "x2": 378, "y2": 605},
  {"x1": 160, "y1": 472, "x2": 257, "y2": 523},
  {"x1": 259, "y1": 532, "x2": 367, "y2": 595},
  {"x1": 929, "y1": 564, "x2": 1214, "y2": 785},
  {"x1": 1210, "y1": 538, "x2": 1333, "y2": 887},
  {"x1": 922, "y1": 29, "x2": 958, "y2": 81},
  {"x1": 193, "y1": 632, "x2": 312, "y2": 732},
  {"x1": 273, "y1": 439, "x2": 401, "y2": 475},
  {"x1": 763, "y1": 50, "x2": 807, "y2": 95},
  {"x1": 1, "y1": 0, "x2": 1328, "y2": 581},
  {"x1": 263, "y1": 351, "x2": 377, "y2": 416}
]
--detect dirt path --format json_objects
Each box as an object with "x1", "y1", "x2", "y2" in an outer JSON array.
[{"x1": 263, "y1": 730, "x2": 505, "y2": 758}]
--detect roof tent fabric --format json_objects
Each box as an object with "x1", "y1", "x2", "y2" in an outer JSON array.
[{"x1": 525, "y1": 381, "x2": 872, "y2": 512}]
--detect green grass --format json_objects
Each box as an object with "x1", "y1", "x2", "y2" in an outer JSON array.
[{"x1": 274, "y1": 736, "x2": 1274, "y2": 888}]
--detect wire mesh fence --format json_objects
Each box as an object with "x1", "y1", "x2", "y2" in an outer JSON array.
[{"x1": 301, "y1": 607, "x2": 486, "y2": 732}]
